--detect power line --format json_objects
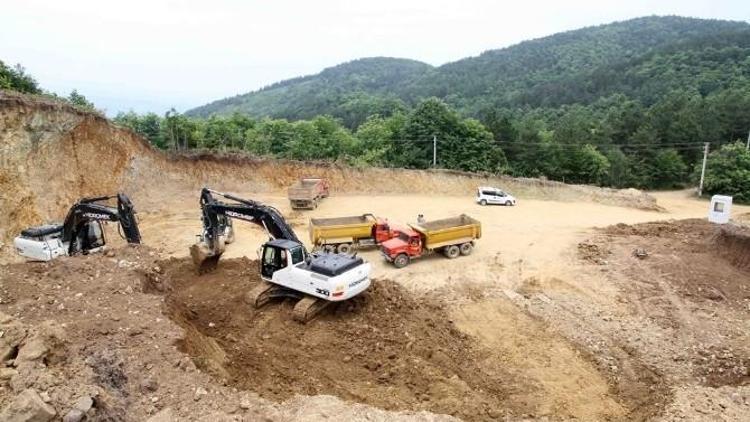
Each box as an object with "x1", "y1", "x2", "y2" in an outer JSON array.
[{"x1": 382, "y1": 138, "x2": 707, "y2": 148}]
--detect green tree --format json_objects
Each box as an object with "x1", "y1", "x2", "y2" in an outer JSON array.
[
  {"x1": 701, "y1": 142, "x2": 750, "y2": 202},
  {"x1": 352, "y1": 115, "x2": 395, "y2": 166},
  {"x1": 284, "y1": 116, "x2": 354, "y2": 161},
  {"x1": 113, "y1": 111, "x2": 166, "y2": 148},
  {"x1": 0, "y1": 61, "x2": 41, "y2": 94},
  {"x1": 648, "y1": 149, "x2": 688, "y2": 189},
  {"x1": 562, "y1": 144, "x2": 611, "y2": 185},
  {"x1": 67, "y1": 89, "x2": 96, "y2": 111},
  {"x1": 441, "y1": 118, "x2": 507, "y2": 172}
]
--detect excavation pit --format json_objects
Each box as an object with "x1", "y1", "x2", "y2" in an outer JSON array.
[{"x1": 156, "y1": 257, "x2": 517, "y2": 420}]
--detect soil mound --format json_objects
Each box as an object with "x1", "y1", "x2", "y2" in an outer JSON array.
[
  {"x1": 712, "y1": 224, "x2": 750, "y2": 272},
  {"x1": 155, "y1": 257, "x2": 516, "y2": 421}
]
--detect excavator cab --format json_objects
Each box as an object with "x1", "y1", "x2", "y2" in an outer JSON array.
[
  {"x1": 260, "y1": 240, "x2": 305, "y2": 279},
  {"x1": 74, "y1": 220, "x2": 106, "y2": 254}
]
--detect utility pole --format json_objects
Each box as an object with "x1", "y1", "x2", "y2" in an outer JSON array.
[
  {"x1": 698, "y1": 142, "x2": 709, "y2": 197},
  {"x1": 746, "y1": 130, "x2": 749, "y2": 150},
  {"x1": 432, "y1": 136, "x2": 437, "y2": 167}
]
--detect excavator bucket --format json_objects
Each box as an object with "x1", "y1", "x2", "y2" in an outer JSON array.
[{"x1": 190, "y1": 240, "x2": 224, "y2": 273}]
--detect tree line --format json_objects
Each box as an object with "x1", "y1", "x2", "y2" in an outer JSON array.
[
  {"x1": 114, "y1": 91, "x2": 750, "y2": 195},
  {"x1": 3, "y1": 58, "x2": 748, "y2": 201}
]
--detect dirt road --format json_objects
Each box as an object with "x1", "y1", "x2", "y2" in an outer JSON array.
[{"x1": 139, "y1": 189, "x2": 746, "y2": 290}]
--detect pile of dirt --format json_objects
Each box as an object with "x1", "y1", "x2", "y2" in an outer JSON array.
[
  {"x1": 604, "y1": 220, "x2": 683, "y2": 237},
  {"x1": 602, "y1": 218, "x2": 750, "y2": 310},
  {"x1": 1, "y1": 247, "x2": 460, "y2": 421},
  {"x1": 590, "y1": 219, "x2": 750, "y2": 390},
  {"x1": 712, "y1": 224, "x2": 750, "y2": 272},
  {"x1": 154, "y1": 257, "x2": 518, "y2": 421},
  {"x1": 577, "y1": 240, "x2": 611, "y2": 264}
]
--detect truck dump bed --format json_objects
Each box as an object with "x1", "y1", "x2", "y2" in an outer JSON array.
[
  {"x1": 411, "y1": 214, "x2": 481, "y2": 249},
  {"x1": 309, "y1": 214, "x2": 376, "y2": 245},
  {"x1": 288, "y1": 179, "x2": 322, "y2": 200}
]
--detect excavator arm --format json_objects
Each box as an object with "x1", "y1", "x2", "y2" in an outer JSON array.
[
  {"x1": 61, "y1": 193, "x2": 142, "y2": 254},
  {"x1": 191, "y1": 187, "x2": 300, "y2": 272}
]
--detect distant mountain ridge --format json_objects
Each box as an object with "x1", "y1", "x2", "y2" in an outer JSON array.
[{"x1": 186, "y1": 16, "x2": 750, "y2": 126}]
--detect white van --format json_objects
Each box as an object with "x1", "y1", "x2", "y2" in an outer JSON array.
[{"x1": 476, "y1": 187, "x2": 516, "y2": 206}]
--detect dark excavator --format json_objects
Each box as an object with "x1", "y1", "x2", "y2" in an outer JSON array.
[
  {"x1": 190, "y1": 187, "x2": 371, "y2": 322},
  {"x1": 14, "y1": 193, "x2": 141, "y2": 261}
]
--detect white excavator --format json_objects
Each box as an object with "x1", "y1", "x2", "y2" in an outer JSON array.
[
  {"x1": 14, "y1": 193, "x2": 142, "y2": 261},
  {"x1": 189, "y1": 188, "x2": 371, "y2": 323}
]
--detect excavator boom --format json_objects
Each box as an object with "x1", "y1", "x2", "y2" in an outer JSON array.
[{"x1": 191, "y1": 188, "x2": 299, "y2": 272}]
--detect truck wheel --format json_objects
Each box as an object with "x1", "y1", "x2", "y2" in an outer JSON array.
[
  {"x1": 444, "y1": 245, "x2": 460, "y2": 259},
  {"x1": 337, "y1": 243, "x2": 352, "y2": 254},
  {"x1": 480, "y1": 199, "x2": 487, "y2": 206},
  {"x1": 393, "y1": 254, "x2": 409, "y2": 268},
  {"x1": 460, "y1": 242, "x2": 473, "y2": 256},
  {"x1": 323, "y1": 245, "x2": 335, "y2": 253}
]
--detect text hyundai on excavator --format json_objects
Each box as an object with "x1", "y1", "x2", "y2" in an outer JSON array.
[
  {"x1": 189, "y1": 188, "x2": 371, "y2": 322},
  {"x1": 14, "y1": 193, "x2": 142, "y2": 261}
]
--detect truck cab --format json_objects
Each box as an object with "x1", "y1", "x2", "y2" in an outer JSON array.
[
  {"x1": 380, "y1": 229, "x2": 423, "y2": 268},
  {"x1": 373, "y1": 218, "x2": 404, "y2": 244}
]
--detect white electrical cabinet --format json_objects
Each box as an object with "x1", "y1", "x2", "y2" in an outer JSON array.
[{"x1": 708, "y1": 195, "x2": 732, "y2": 224}]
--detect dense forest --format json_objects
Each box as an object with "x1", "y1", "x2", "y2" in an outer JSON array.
[
  {"x1": 187, "y1": 16, "x2": 750, "y2": 125},
  {"x1": 3, "y1": 16, "x2": 750, "y2": 199}
]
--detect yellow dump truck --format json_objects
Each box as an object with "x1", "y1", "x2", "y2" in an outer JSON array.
[
  {"x1": 309, "y1": 214, "x2": 400, "y2": 253},
  {"x1": 380, "y1": 214, "x2": 482, "y2": 268}
]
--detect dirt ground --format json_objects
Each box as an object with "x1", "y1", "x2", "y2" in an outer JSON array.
[
  {"x1": 157, "y1": 257, "x2": 516, "y2": 421},
  {"x1": 7, "y1": 93, "x2": 750, "y2": 421},
  {"x1": 3, "y1": 188, "x2": 749, "y2": 421}
]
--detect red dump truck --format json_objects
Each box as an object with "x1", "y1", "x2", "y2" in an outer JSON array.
[
  {"x1": 309, "y1": 214, "x2": 404, "y2": 253},
  {"x1": 381, "y1": 214, "x2": 482, "y2": 268},
  {"x1": 288, "y1": 178, "x2": 330, "y2": 209}
]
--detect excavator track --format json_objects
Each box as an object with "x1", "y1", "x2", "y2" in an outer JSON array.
[
  {"x1": 245, "y1": 282, "x2": 305, "y2": 308},
  {"x1": 245, "y1": 282, "x2": 278, "y2": 308},
  {"x1": 292, "y1": 296, "x2": 330, "y2": 324}
]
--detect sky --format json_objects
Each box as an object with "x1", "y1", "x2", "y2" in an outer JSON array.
[{"x1": 2, "y1": 0, "x2": 748, "y2": 116}]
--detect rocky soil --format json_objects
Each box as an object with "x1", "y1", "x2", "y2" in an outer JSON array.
[{"x1": 0, "y1": 247, "x2": 459, "y2": 421}]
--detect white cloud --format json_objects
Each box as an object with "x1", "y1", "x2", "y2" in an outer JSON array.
[{"x1": 1, "y1": 0, "x2": 747, "y2": 115}]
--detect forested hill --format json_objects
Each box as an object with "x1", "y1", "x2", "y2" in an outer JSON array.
[
  {"x1": 186, "y1": 16, "x2": 750, "y2": 126},
  {"x1": 187, "y1": 57, "x2": 434, "y2": 125}
]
